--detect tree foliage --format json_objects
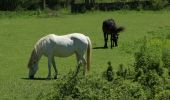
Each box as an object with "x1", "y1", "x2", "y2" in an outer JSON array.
[{"x1": 0, "y1": 0, "x2": 169, "y2": 11}]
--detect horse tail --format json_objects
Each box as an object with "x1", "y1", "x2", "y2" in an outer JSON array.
[
  {"x1": 86, "y1": 36, "x2": 92, "y2": 71},
  {"x1": 116, "y1": 26, "x2": 125, "y2": 33}
]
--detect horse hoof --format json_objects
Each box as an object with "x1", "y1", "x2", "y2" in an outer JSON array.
[
  {"x1": 29, "y1": 76, "x2": 34, "y2": 79},
  {"x1": 46, "y1": 76, "x2": 51, "y2": 80},
  {"x1": 46, "y1": 78, "x2": 51, "y2": 80},
  {"x1": 104, "y1": 46, "x2": 108, "y2": 48},
  {"x1": 54, "y1": 76, "x2": 58, "y2": 79}
]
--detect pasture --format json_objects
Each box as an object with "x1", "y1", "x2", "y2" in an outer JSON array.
[{"x1": 0, "y1": 11, "x2": 170, "y2": 99}]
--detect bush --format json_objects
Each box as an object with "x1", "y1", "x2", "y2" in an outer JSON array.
[
  {"x1": 162, "y1": 40, "x2": 170, "y2": 70},
  {"x1": 43, "y1": 68, "x2": 146, "y2": 100},
  {"x1": 22, "y1": 0, "x2": 41, "y2": 10},
  {"x1": 116, "y1": 64, "x2": 127, "y2": 79},
  {"x1": 150, "y1": 0, "x2": 168, "y2": 10},
  {"x1": 103, "y1": 61, "x2": 115, "y2": 81},
  {"x1": 49, "y1": 72, "x2": 113, "y2": 99},
  {"x1": 138, "y1": 70, "x2": 164, "y2": 97},
  {"x1": 155, "y1": 90, "x2": 170, "y2": 100},
  {"x1": 0, "y1": 0, "x2": 21, "y2": 10},
  {"x1": 134, "y1": 35, "x2": 170, "y2": 98},
  {"x1": 0, "y1": 0, "x2": 41, "y2": 11},
  {"x1": 113, "y1": 81, "x2": 147, "y2": 100},
  {"x1": 134, "y1": 38, "x2": 163, "y2": 75}
]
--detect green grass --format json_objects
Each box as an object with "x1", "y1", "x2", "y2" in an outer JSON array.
[{"x1": 0, "y1": 11, "x2": 170, "y2": 99}]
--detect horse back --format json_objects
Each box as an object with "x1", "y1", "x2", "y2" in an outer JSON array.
[
  {"x1": 102, "y1": 19, "x2": 116, "y2": 34},
  {"x1": 69, "y1": 33, "x2": 89, "y2": 52},
  {"x1": 70, "y1": 33, "x2": 88, "y2": 43},
  {"x1": 39, "y1": 33, "x2": 88, "y2": 57}
]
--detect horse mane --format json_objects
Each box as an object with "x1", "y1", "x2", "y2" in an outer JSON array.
[
  {"x1": 28, "y1": 37, "x2": 44, "y2": 69},
  {"x1": 28, "y1": 48, "x2": 37, "y2": 68}
]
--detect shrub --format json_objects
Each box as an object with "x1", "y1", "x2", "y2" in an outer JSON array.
[
  {"x1": 0, "y1": 0, "x2": 21, "y2": 10},
  {"x1": 134, "y1": 36, "x2": 170, "y2": 98},
  {"x1": 138, "y1": 70, "x2": 164, "y2": 97},
  {"x1": 162, "y1": 40, "x2": 170, "y2": 72},
  {"x1": 150, "y1": 0, "x2": 168, "y2": 10},
  {"x1": 113, "y1": 81, "x2": 147, "y2": 100},
  {"x1": 134, "y1": 38, "x2": 163, "y2": 75},
  {"x1": 44, "y1": 67, "x2": 146, "y2": 100},
  {"x1": 22, "y1": 0, "x2": 41, "y2": 10},
  {"x1": 155, "y1": 90, "x2": 170, "y2": 100},
  {"x1": 50, "y1": 72, "x2": 113, "y2": 99},
  {"x1": 116, "y1": 64, "x2": 127, "y2": 79},
  {"x1": 0, "y1": 0, "x2": 41, "y2": 11},
  {"x1": 103, "y1": 61, "x2": 115, "y2": 81}
]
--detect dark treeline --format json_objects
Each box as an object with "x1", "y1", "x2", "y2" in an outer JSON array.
[
  {"x1": 0, "y1": 0, "x2": 66, "y2": 11},
  {"x1": 0, "y1": 0, "x2": 170, "y2": 12}
]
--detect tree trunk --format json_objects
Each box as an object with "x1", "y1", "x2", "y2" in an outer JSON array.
[
  {"x1": 66, "y1": 0, "x2": 69, "y2": 7},
  {"x1": 43, "y1": 0, "x2": 46, "y2": 9}
]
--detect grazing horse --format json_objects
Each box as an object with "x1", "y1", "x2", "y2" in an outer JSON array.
[
  {"x1": 102, "y1": 19, "x2": 124, "y2": 48},
  {"x1": 28, "y1": 33, "x2": 92, "y2": 79}
]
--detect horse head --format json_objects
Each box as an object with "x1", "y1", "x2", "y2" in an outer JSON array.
[
  {"x1": 103, "y1": 18, "x2": 125, "y2": 48},
  {"x1": 28, "y1": 48, "x2": 39, "y2": 79}
]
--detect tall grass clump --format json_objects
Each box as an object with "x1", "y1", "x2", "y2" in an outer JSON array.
[
  {"x1": 47, "y1": 70, "x2": 113, "y2": 100},
  {"x1": 102, "y1": 61, "x2": 115, "y2": 81},
  {"x1": 134, "y1": 38, "x2": 163, "y2": 76},
  {"x1": 43, "y1": 63, "x2": 146, "y2": 100},
  {"x1": 134, "y1": 34, "x2": 170, "y2": 99}
]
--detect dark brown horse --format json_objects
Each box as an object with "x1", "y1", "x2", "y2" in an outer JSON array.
[{"x1": 102, "y1": 19, "x2": 124, "y2": 48}]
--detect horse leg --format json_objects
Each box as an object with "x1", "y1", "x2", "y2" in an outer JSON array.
[
  {"x1": 47, "y1": 57, "x2": 52, "y2": 79},
  {"x1": 111, "y1": 34, "x2": 113, "y2": 48},
  {"x1": 110, "y1": 34, "x2": 113, "y2": 49},
  {"x1": 112, "y1": 35, "x2": 115, "y2": 47},
  {"x1": 75, "y1": 53, "x2": 81, "y2": 76},
  {"x1": 81, "y1": 56, "x2": 87, "y2": 76},
  {"x1": 114, "y1": 35, "x2": 118, "y2": 47},
  {"x1": 104, "y1": 33, "x2": 108, "y2": 48},
  {"x1": 52, "y1": 57, "x2": 58, "y2": 79},
  {"x1": 75, "y1": 53, "x2": 87, "y2": 76},
  {"x1": 76, "y1": 58, "x2": 87, "y2": 76}
]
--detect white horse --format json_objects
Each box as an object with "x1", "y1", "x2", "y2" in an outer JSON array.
[{"x1": 28, "y1": 33, "x2": 92, "y2": 79}]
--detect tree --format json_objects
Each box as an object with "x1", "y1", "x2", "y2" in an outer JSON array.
[{"x1": 43, "y1": 0, "x2": 46, "y2": 9}]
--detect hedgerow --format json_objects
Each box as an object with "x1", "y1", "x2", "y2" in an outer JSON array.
[{"x1": 0, "y1": 0, "x2": 169, "y2": 11}]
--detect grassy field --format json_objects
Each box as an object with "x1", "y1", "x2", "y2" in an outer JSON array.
[{"x1": 0, "y1": 11, "x2": 170, "y2": 99}]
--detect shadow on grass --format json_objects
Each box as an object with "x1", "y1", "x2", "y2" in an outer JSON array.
[
  {"x1": 93, "y1": 46, "x2": 107, "y2": 49},
  {"x1": 21, "y1": 77, "x2": 55, "y2": 80}
]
